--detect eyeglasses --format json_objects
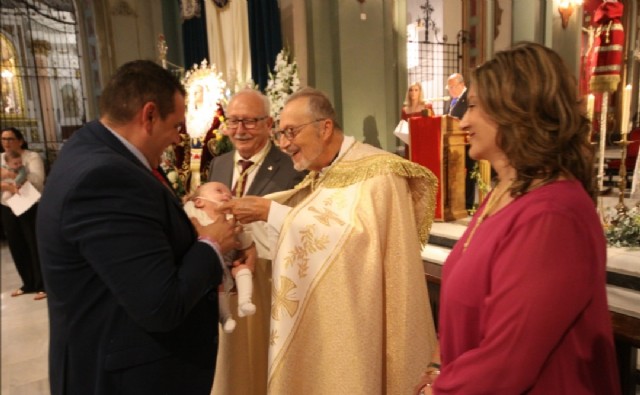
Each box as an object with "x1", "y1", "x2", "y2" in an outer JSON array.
[
  {"x1": 273, "y1": 119, "x2": 326, "y2": 141},
  {"x1": 1, "y1": 137, "x2": 16, "y2": 142},
  {"x1": 225, "y1": 116, "x2": 268, "y2": 130}
]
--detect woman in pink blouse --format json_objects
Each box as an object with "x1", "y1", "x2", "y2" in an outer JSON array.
[{"x1": 415, "y1": 42, "x2": 620, "y2": 395}]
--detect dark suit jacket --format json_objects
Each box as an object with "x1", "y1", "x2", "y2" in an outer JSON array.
[
  {"x1": 207, "y1": 143, "x2": 306, "y2": 196},
  {"x1": 444, "y1": 88, "x2": 468, "y2": 119},
  {"x1": 37, "y1": 121, "x2": 223, "y2": 395}
]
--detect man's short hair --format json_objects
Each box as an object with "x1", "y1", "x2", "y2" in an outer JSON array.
[
  {"x1": 448, "y1": 73, "x2": 465, "y2": 85},
  {"x1": 99, "y1": 60, "x2": 186, "y2": 125},
  {"x1": 230, "y1": 88, "x2": 271, "y2": 117},
  {"x1": 285, "y1": 87, "x2": 341, "y2": 130}
]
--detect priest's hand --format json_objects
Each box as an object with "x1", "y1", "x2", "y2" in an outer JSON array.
[{"x1": 220, "y1": 196, "x2": 271, "y2": 224}]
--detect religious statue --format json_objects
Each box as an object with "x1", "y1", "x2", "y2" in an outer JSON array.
[{"x1": 183, "y1": 60, "x2": 231, "y2": 192}]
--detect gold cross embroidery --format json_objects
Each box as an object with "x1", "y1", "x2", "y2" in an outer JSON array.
[{"x1": 271, "y1": 276, "x2": 299, "y2": 321}]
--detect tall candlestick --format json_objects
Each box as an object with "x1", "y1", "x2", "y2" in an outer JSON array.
[
  {"x1": 621, "y1": 84, "x2": 631, "y2": 139},
  {"x1": 597, "y1": 92, "x2": 608, "y2": 193}
]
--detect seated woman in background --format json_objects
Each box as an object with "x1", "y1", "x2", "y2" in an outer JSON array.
[
  {"x1": 401, "y1": 82, "x2": 433, "y2": 120},
  {"x1": 414, "y1": 42, "x2": 621, "y2": 395}
]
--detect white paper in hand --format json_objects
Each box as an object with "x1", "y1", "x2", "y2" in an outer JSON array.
[
  {"x1": 6, "y1": 181, "x2": 41, "y2": 216},
  {"x1": 393, "y1": 120, "x2": 410, "y2": 144}
]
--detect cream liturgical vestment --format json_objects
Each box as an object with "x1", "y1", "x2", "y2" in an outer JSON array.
[{"x1": 264, "y1": 137, "x2": 438, "y2": 394}]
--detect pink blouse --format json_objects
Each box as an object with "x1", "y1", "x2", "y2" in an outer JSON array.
[{"x1": 435, "y1": 180, "x2": 620, "y2": 395}]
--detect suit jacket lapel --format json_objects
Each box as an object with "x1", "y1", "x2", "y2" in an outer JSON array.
[
  {"x1": 212, "y1": 153, "x2": 235, "y2": 187},
  {"x1": 88, "y1": 121, "x2": 184, "y2": 208},
  {"x1": 246, "y1": 145, "x2": 279, "y2": 196}
]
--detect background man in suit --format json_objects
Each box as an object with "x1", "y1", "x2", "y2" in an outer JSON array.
[
  {"x1": 37, "y1": 60, "x2": 240, "y2": 395},
  {"x1": 444, "y1": 73, "x2": 475, "y2": 209},
  {"x1": 444, "y1": 73, "x2": 468, "y2": 119},
  {"x1": 208, "y1": 88, "x2": 305, "y2": 395}
]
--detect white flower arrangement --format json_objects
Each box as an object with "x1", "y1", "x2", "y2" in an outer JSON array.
[
  {"x1": 159, "y1": 146, "x2": 187, "y2": 198},
  {"x1": 265, "y1": 49, "x2": 301, "y2": 121},
  {"x1": 605, "y1": 204, "x2": 640, "y2": 247}
]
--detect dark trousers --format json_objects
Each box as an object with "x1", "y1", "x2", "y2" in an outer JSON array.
[{"x1": 1, "y1": 204, "x2": 44, "y2": 292}]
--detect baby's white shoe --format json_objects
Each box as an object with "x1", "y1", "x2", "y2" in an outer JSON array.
[
  {"x1": 222, "y1": 318, "x2": 237, "y2": 333},
  {"x1": 238, "y1": 302, "x2": 256, "y2": 317}
]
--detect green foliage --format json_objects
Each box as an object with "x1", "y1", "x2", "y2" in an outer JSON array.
[
  {"x1": 469, "y1": 162, "x2": 490, "y2": 194},
  {"x1": 212, "y1": 134, "x2": 233, "y2": 156},
  {"x1": 605, "y1": 204, "x2": 640, "y2": 247}
]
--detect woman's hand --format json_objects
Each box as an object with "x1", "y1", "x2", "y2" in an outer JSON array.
[
  {"x1": 0, "y1": 181, "x2": 18, "y2": 194},
  {"x1": 414, "y1": 344, "x2": 441, "y2": 395},
  {"x1": 413, "y1": 369, "x2": 438, "y2": 395},
  {"x1": 0, "y1": 168, "x2": 15, "y2": 179}
]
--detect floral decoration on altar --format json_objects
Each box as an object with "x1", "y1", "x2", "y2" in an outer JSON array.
[
  {"x1": 265, "y1": 49, "x2": 301, "y2": 121},
  {"x1": 605, "y1": 204, "x2": 640, "y2": 248},
  {"x1": 159, "y1": 147, "x2": 187, "y2": 198}
]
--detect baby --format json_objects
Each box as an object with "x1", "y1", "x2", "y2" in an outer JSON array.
[
  {"x1": 1, "y1": 150, "x2": 27, "y2": 200},
  {"x1": 184, "y1": 182, "x2": 256, "y2": 333}
]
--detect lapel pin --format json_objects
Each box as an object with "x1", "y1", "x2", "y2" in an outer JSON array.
[{"x1": 268, "y1": 165, "x2": 273, "y2": 171}]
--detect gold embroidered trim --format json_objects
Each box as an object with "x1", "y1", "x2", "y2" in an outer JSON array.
[{"x1": 281, "y1": 142, "x2": 438, "y2": 245}]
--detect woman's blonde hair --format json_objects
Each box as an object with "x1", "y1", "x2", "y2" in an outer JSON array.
[
  {"x1": 403, "y1": 82, "x2": 426, "y2": 106},
  {"x1": 471, "y1": 42, "x2": 594, "y2": 198}
]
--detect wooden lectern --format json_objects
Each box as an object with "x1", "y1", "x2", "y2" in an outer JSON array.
[{"x1": 409, "y1": 115, "x2": 467, "y2": 221}]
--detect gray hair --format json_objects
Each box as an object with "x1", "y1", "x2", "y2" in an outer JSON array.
[
  {"x1": 284, "y1": 87, "x2": 341, "y2": 130},
  {"x1": 447, "y1": 73, "x2": 465, "y2": 85},
  {"x1": 229, "y1": 88, "x2": 271, "y2": 117}
]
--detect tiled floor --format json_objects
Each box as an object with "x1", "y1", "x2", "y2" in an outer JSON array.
[{"x1": 1, "y1": 241, "x2": 50, "y2": 395}]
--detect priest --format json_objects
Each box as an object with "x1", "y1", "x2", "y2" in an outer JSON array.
[{"x1": 221, "y1": 87, "x2": 438, "y2": 394}]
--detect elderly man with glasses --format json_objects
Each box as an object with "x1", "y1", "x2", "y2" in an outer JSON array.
[
  {"x1": 207, "y1": 88, "x2": 304, "y2": 395},
  {"x1": 221, "y1": 87, "x2": 439, "y2": 395},
  {"x1": 208, "y1": 88, "x2": 304, "y2": 199}
]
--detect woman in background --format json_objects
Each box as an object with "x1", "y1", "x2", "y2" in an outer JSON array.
[
  {"x1": 401, "y1": 82, "x2": 434, "y2": 120},
  {"x1": 1, "y1": 127, "x2": 46, "y2": 300},
  {"x1": 414, "y1": 42, "x2": 620, "y2": 394}
]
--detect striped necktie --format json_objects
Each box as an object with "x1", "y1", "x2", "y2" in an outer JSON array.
[{"x1": 232, "y1": 159, "x2": 254, "y2": 197}]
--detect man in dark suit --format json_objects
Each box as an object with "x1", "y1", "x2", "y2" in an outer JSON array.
[
  {"x1": 207, "y1": 88, "x2": 305, "y2": 395},
  {"x1": 36, "y1": 60, "x2": 240, "y2": 395},
  {"x1": 444, "y1": 73, "x2": 475, "y2": 209},
  {"x1": 444, "y1": 73, "x2": 468, "y2": 119}
]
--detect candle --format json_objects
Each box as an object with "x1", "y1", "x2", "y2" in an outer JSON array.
[
  {"x1": 621, "y1": 84, "x2": 631, "y2": 139},
  {"x1": 586, "y1": 93, "x2": 594, "y2": 124}
]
